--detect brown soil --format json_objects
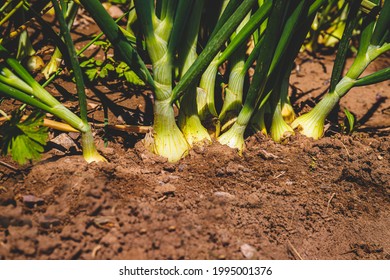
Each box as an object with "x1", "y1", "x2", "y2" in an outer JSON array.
[{"x1": 0, "y1": 9, "x2": 389, "y2": 260}]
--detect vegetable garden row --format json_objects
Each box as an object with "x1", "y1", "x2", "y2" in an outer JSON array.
[{"x1": 0, "y1": 0, "x2": 389, "y2": 164}]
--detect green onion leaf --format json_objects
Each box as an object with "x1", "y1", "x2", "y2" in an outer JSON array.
[{"x1": 354, "y1": 67, "x2": 390, "y2": 86}]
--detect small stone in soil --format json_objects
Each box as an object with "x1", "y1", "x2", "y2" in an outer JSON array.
[
  {"x1": 154, "y1": 184, "x2": 176, "y2": 196},
  {"x1": 213, "y1": 191, "x2": 235, "y2": 201},
  {"x1": 50, "y1": 133, "x2": 78, "y2": 151},
  {"x1": 240, "y1": 243, "x2": 257, "y2": 259},
  {"x1": 258, "y1": 149, "x2": 278, "y2": 160},
  {"x1": 245, "y1": 193, "x2": 262, "y2": 208},
  {"x1": 23, "y1": 195, "x2": 44, "y2": 207},
  {"x1": 168, "y1": 225, "x2": 176, "y2": 232}
]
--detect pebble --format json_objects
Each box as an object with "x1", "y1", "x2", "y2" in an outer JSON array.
[
  {"x1": 213, "y1": 191, "x2": 235, "y2": 201},
  {"x1": 258, "y1": 149, "x2": 278, "y2": 160},
  {"x1": 240, "y1": 243, "x2": 257, "y2": 259},
  {"x1": 50, "y1": 133, "x2": 78, "y2": 151},
  {"x1": 23, "y1": 195, "x2": 44, "y2": 208},
  {"x1": 154, "y1": 184, "x2": 176, "y2": 195}
]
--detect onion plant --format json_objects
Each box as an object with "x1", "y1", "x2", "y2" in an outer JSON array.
[
  {"x1": 79, "y1": 0, "x2": 259, "y2": 161},
  {"x1": 177, "y1": 0, "x2": 211, "y2": 147},
  {"x1": 305, "y1": 0, "x2": 349, "y2": 52},
  {"x1": 42, "y1": 0, "x2": 79, "y2": 79},
  {"x1": 2, "y1": 0, "x2": 387, "y2": 164},
  {"x1": 292, "y1": 0, "x2": 390, "y2": 139},
  {"x1": 218, "y1": 0, "x2": 321, "y2": 150},
  {"x1": 0, "y1": 1, "x2": 106, "y2": 164}
]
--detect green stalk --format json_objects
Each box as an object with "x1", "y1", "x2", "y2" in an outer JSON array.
[
  {"x1": 135, "y1": 0, "x2": 171, "y2": 100},
  {"x1": 252, "y1": 0, "x2": 316, "y2": 135},
  {"x1": 16, "y1": 30, "x2": 36, "y2": 61},
  {"x1": 0, "y1": 82, "x2": 55, "y2": 115},
  {"x1": 171, "y1": 0, "x2": 257, "y2": 103},
  {"x1": 268, "y1": 0, "x2": 309, "y2": 74},
  {"x1": 42, "y1": 0, "x2": 79, "y2": 80},
  {"x1": 218, "y1": 0, "x2": 287, "y2": 151},
  {"x1": 0, "y1": 81, "x2": 86, "y2": 132},
  {"x1": 78, "y1": 0, "x2": 155, "y2": 89},
  {"x1": 208, "y1": 0, "x2": 241, "y2": 42},
  {"x1": 166, "y1": 0, "x2": 193, "y2": 58},
  {"x1": 196, "y1": 2, "x2": 231, "y2": 124},
  {"x1": 197, "y1": 1, "x2": 266, "y2": 127},
  {"x1": 354, "y1": 67, "x2": 390, "y2": 86},
  {"x1": 197, "y1": 60, "x2": 219, "y2": 121},
  {"x1": 52, "y1": 0, "x2": 106, "y2": 163},
  {"x1": 135, "y1": 0, "x2": 188, "y2": 162},
  {"x1": 0, "y1": 65, "x2": 33, "y2": 94},
  {"x1": 0, "y1": 1, "x2": 13, "y2": 14},
  {"x1": 0, "y1": 0, "x2": 24, "y2": 26},
  {"x1": 219, "y1": 12, "x2": 252, "y2": 128},
  {"x1": 126, "y1": 1, "x2": 137, "y2": 36},
  {"x1": 291, "y1": 93, "x2": 340, "y2": 139},
  {"x1": 370, "y1": 0, "x2": 390, "y2": 46},
  {"x1": 270, "y1": 102, "x2": 294, "y2": 143},
  {"x1": 43, "y1": 11, "x2": 131, "y2": 83},
  {"x1": 292, "y1": 1, "x2": 389, "y2": 140},
  {"x1": 177, "y1": 0, "x2": 211, "y2": 146},
  {"x1": 0, "y1": 45, "x2": 70, "y2": 110},
  {"x1": 329, "y1": 0, "x2": 362, "y2": 92},
  {"x1": 155, "y1": 0, "x2": 177, "y2": 42},
  {"x1": 216, "y1": 1, "x2": 272, "y2": 65}
]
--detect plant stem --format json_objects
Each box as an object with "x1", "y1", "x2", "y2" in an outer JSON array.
[{"x1": 52, "y1": 0, "x2": 106, "y2": 163}]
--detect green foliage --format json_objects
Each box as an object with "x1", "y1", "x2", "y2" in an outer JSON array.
[
  {"x1": 80, "y1": 57, "x2": 144, "y2": 85},
  {"x1": 0, "y1": 111, "x2": 48, "y2": 165},
  {"x1": 116, "y1": 62, "x2": 145, "y2": 86},
  {"x1": 343, "y1": 108, "x2": 355, "y2": 134},
  {"x1": 80, "y1": 57, "x2": 112, "y2": 81}
]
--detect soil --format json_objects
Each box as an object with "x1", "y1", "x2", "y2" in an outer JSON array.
[{"x1": 0, "y1": 7, "x2": 389, "y2": 260}]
